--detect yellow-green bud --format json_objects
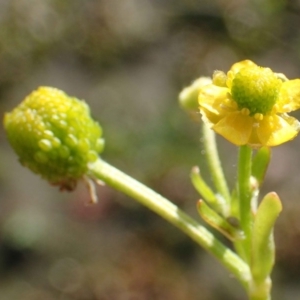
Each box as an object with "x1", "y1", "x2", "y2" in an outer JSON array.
[
  {"x1": 4, "y1": 86, "x2": 104, "y2": 190},
  {"x1": 179, "y1": 77, "x2": 212, "y2": 111}
]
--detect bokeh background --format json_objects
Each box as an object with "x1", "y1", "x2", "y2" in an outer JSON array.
[{"x1": 1, "y1": 0, "x2": 300, "y2": 299}]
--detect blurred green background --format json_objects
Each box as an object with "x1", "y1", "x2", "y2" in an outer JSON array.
[{"x1": 1, "y1": 0, "x2": 300, "y2": 299}]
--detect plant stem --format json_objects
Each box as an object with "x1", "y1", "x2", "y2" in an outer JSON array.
[
  {"x1": 236, "y1": 145, "x2": 253, "y2": 263},
  {"x1": 202, "y1": 123, "x2": 231, "y2": 207},
  {"x1": 249, "y1": 278, "x2": 271, "y2": 300},
  {"x1": 88, "y1": 158, "x2": 251, "y2": 288}
]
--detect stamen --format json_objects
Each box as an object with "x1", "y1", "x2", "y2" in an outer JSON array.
[
  {"x1": 241, "y1": 108, "x2": 250, "y2": 116},
  {"x1": 213, "y1": 70, "x2": 227, "y2": 87},
  {"x1": 254, "y1": 113, "x2": 263, "y2": 121},
  {"x1": 268, "y1": 116, "x2": 274, "y2": 128},
  {"x1": 225, "y1": 95, "x2": 238, "y2": 109}
]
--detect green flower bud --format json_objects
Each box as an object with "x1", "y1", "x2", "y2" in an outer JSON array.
[
  {"x1": 179, "y1": 77, "x2": 212, "y2": 111},
  {"x1": 4, "y1": 86, "x2": 105, "y2": 191}
]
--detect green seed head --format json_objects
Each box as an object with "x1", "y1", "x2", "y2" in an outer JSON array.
[
  {"x1": 4, "y1": 86, "x2": 105, "y2": 190},
  {"x1": 231, "y1": 66, "x2": 282, "y2": 115}
]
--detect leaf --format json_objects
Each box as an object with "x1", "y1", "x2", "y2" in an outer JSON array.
[
  {"x1": 197, "y1": 200, "x2": 244, "y2": 241},
  {"x1": 251, "y1": 192, "x2": 282, "y2": 283}
]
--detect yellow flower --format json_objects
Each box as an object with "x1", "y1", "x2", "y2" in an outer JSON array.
[{"x1": 198, "y1": 60, "x2": 300, "y2": 147}]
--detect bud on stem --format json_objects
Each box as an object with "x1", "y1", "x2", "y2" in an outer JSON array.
[{"x1": 4, "y1": 86, "x2": 104, "y2": 190}]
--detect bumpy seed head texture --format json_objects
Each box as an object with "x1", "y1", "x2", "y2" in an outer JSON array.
[
  {"x1": 4, "y1": 87, "x2": 105, "y2": 190},
  {"x1": 231, "y1": 66, "x2": 282, "y2": 116}
]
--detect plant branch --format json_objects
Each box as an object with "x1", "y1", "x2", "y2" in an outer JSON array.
[
  {"x1": 88, "y1": 158, "x2": 251, "y2": 288},
  {"x1": 202, "y1": 123, "x2": 231, "y2": 208}
]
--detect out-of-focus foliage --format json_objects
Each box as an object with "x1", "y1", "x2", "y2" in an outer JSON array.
[{"x1": 1, "y1": 0, "x2": 300, "y2": 299}]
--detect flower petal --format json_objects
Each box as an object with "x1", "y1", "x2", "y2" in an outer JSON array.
[
  {"x1": 276, "y1": 79, "x2": 300, "y2": 112},
  {"x1": 199, "y1": 84, "x2": 229, "y2": 112},
  {"x1": 199, "y1": 84, "x2": 236, "y2": 125},
  {"x1": 256, "y1": 115, "x2": 300, "y2": 146},
  {"x1": 213, "y1": 111, "x2": 253, "y2": 145}
]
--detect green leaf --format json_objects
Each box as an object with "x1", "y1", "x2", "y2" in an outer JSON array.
[
  {"x1": 191, "y1": 166, "x2": 226, "y2": 215},
  {"x1": 197, "y1": 200, "x2": 244, "y2": 241},
  {"x1": 251, "y1": 192, "x2": 282, "y2": 283}
]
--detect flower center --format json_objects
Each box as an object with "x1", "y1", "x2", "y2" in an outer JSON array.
[{"x1": 231, "y1": 66, "x2": 282, "y2": 116}]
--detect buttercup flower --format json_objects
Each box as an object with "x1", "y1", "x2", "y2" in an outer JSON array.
[
  {"x1": 4, "y1": 87, "x2": 104, "y2": 190},
  {"x1": 198, "y1": 60, "x2": 300, "y2": 147}
]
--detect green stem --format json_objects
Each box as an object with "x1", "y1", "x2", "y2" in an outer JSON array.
[
  {"x1": 202, "y1": 123, "x2": 231, "y2": 208},
  {"x1": 236, "y1": 145, "x2": 253, "y2": 263},
  {"x1": 88, "y1": 158, "x2": 250, "y2": 288},
  {"x1": 249, "y1": 278, "x2": 271, "y2": 300}
]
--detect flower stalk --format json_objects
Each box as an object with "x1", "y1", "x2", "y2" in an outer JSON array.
[
  {"x1": 236, "y1": 145, "x2": 253, "y2": 263},
  {"x1": 202, "y1": 123, "x2": 231, "y2": 210},
  {"x1": 88, "y1": 158, "x2": 251, "y2": 288}
]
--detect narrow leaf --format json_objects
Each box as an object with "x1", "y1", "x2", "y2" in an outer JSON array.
[
  {"x1": 197, "y1": 200, "x2": 244, "y2": 241},
  {"x1": 251, "y1": 192, "x2": 282, "y2": 283},
  {"x1": 191, "y1": 166, "x2": 226, "y2": 215}
]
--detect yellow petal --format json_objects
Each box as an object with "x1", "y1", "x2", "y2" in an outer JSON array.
[
  {"x1": 199, "y1": 84, "x2": 229, "y2": 112},
  {"x1": 199, "y1": 84, "x2": 238, "y2": 126},
  {"x1": 213, "y1": 111, "x2": 253, "y2": 145},
  {"x1": 256, "y1": 115, "x2": 300, "y2": 146},
  {"x1": 226, "y1": 60, "x2": 257, "y2": 89},
  {"x1": 200, "y1": 106, "x2": 223, "y2": 126},
  {"x1": 281, "y1": 113, "x2": 300, "y2": 129},
  {"x1": 276, "y1": 79, "x2": 300, "y2": 112},
  {"x1": 199, "y1": 84, "x2": 236, "y2": 111}
]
